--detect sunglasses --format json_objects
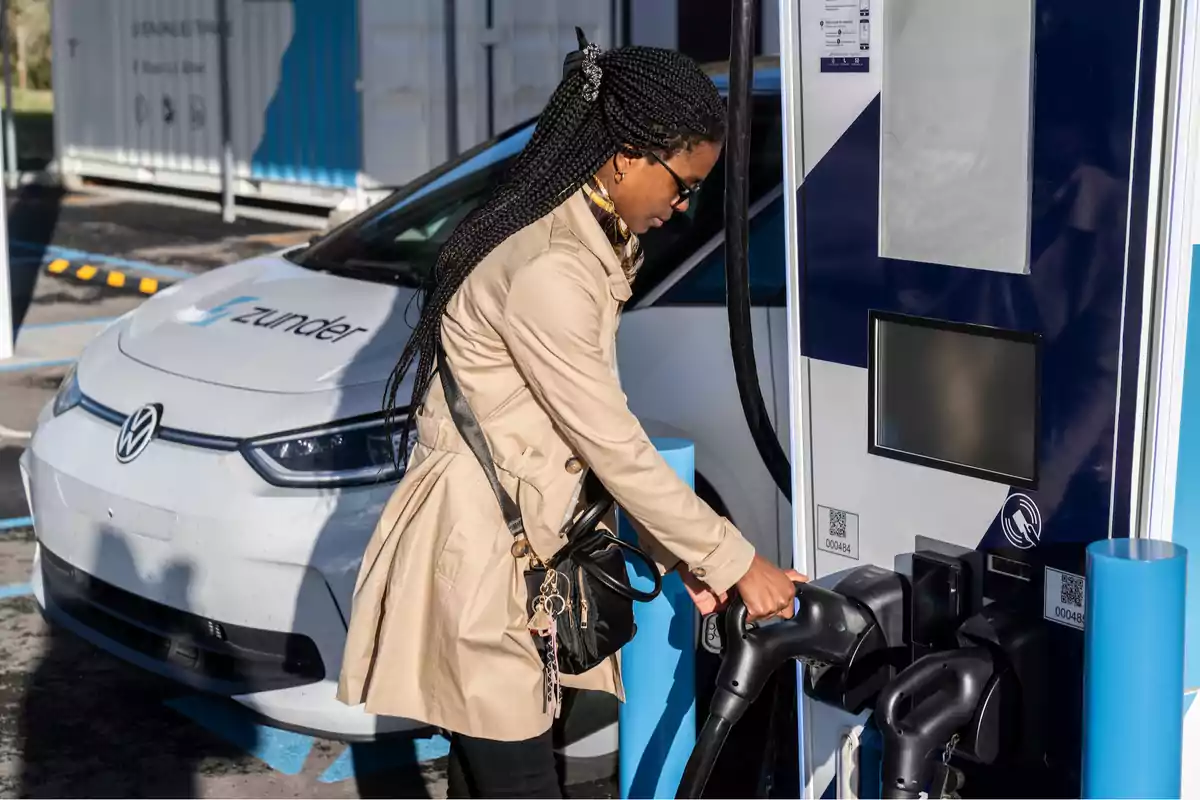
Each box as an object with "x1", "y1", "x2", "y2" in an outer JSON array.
[{"x1": 645, "y1": 151, "x2": 703, "y2": 209}]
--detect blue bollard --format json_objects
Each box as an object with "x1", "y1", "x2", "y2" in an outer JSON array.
[
  {"x1": 1082, "y1": 538, "x2": 1187, "y2": 799},
  {"x1": 618, "y1": 438, "x2": 698, "y2": 799}
]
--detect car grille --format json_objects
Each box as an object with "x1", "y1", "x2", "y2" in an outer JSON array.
[
  {"x1": 40, "y1": 545, "x2": 326, "y2": 693},
  {"x1": 80, "y1": 395, "x2": 242, "y2": 451}
]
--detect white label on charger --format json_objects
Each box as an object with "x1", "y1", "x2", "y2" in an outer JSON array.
[
  {"x1": 817, "y1": 506, "x2": 860, "y2": 560},
  {"x1": 1044, "y1": 567, "x2": 1085, "y2": 630}
]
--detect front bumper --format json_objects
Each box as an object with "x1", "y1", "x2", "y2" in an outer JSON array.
[
  {"x1": 20, "y1": 403, "x2": 416, "y2": 740},
  {"x1": 37, "y1": 542, "x2": 324, "y2": 691}
]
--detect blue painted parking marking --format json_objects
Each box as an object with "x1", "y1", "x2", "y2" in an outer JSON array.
[
  {"x1": 10, "y1": 240, "x2": 196, "y2": 281},
  {"x1": 0, "y1": 516, "x2": 33, "y2": 531},
  {"x1": 0, "y1": 583, "x2": 33, "y2": 600},
  {"x1": 165, "y1": 695, "x2": 315, "y2": 775},
  {"x1": 318, "y1": 734, "x2": 451, "y2": 784}
]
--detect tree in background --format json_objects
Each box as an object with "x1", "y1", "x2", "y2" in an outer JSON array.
[{"x1": 6, "y1": 0, "x2": 51, "y2": 91}]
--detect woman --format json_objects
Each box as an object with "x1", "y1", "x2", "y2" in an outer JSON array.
[{"x1": 337, "y1": 36, "x2": 804, "y2": 798}]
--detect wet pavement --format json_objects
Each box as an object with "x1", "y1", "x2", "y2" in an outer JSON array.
[{"x1": 0, "y1": 188, "x2": 619, "y2": 798}]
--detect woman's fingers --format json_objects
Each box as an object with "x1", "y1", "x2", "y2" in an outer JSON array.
[
  {"x1": 746, "y1": 587, "x2": 798, "y2": 622},
  {"x1": 679, "y1": 567, "x2": 729, "y2": 614}
]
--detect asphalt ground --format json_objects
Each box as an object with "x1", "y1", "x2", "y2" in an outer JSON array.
[{"x1": 0, "y1": 187, "x2": 617, "y2": 799}]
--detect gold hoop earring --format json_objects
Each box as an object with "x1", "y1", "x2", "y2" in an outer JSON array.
[{"x1": 614, "y1": 170, "x2": 625, "y2": 184}]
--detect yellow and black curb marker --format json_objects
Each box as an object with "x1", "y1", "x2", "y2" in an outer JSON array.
[{"x1": 44, "y1": 258, "x2": 169, "y2": 296}]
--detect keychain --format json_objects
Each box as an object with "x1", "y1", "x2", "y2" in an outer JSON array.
[
  {"x1": 929, "y1": 733, "x2": 966, "y2": 799},
  {"x1": 529, "y1": 569, "x2": 565, "y2": 717}
]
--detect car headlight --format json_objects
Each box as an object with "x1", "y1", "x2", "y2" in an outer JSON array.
[
  {"x1": 241, "y1": 412, "x2": 419, "y2": 488},
  {"x1": 52, "y1": 365, "x2": 83, "y2": 417}
]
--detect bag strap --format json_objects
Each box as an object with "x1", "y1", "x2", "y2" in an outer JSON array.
[
  {"x1": 437, "y1": 344, "x2": 526, "y2": 540},
  {"x1": 437, "y1": 342, "x2": 661, "y2": 602}
]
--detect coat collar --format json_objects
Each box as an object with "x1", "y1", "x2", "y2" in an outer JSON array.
[{"x1": 554, "y1": 189, "x2": 632, "y2": 303}]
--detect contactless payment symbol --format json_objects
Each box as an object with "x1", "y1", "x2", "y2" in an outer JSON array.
[{"x1": 1001, "y1": 493, "x2": 1042, "y2": 550}]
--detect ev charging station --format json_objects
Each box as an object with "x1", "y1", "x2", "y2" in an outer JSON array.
[
  {"x1": 674, "y1": 0, "x2": 1200, "y2": 797},
  {"x1": 0, "y1": 171, "x2": 10, "y2": 362}
]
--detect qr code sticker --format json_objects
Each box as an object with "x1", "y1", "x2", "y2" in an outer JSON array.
[
  {"x1": 817, "y1": 506, "x2": 859, "y2": 559},
  {"x1": 1060, "y1": 574, "x2": 1084, "y2": 607}
]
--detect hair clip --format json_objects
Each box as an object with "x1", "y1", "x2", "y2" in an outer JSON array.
[
  {"x1": 565, "y1": 26, "x2": 602, "y2": 102},
  {"x1": 580, "y1": 44, "x2": 602, "y2": 101}
]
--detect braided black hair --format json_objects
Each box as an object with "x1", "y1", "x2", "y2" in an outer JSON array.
[{"x1": 383, "y1": 42, "x2": 727, "y2": 467}]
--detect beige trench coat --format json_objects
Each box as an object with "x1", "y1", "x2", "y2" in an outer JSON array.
[{"x1": 336, "y1": 187, "x2": 757, "y2": 742}]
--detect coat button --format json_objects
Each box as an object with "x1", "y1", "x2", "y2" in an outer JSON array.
[
  {"x1": 692, "y1": 566, "x2": 707, "y2": 579},
  {"x1": 565, "y1": 457, "x2": 583, "y2": 474}
]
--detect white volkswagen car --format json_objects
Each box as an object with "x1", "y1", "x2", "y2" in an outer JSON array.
[{"x1": 20, "y1": 63, "x2": 790, "y2": 753}]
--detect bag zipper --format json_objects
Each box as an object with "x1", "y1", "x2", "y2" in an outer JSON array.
[
  {"x1": 563, "y1": 571, "x2": 574, "y2": 627},
  {"x1": 578, "y1": 565, "x2": 589, "y2": 629}
]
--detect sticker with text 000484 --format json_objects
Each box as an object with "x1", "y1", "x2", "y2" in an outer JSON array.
[
  {"x1": 817, "y1": 506, "x2": 860, "y2": 560},
  {"x1": 1043, "y1": 567, "x2": 1085, "y2": 630}
]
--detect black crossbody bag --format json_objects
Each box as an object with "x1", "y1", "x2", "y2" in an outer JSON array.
[{"x1": 436, "y1": 346, "x2": 662, "y2": 674}]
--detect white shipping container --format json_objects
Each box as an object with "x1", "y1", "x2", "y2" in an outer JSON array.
[{"x1": 51, "y1": 0, "x2": 614, "y2": 216}]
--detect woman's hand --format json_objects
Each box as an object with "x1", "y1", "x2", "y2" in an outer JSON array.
[
  {"x1": 734, "y1": 555, "x2": 809, "y2": 622},
  {"x1": 679, "y1": 566, "x2": 729, "y2": 615},
  {"x1": 679, "y1": 556, "x2": 809, "y2": 622}
]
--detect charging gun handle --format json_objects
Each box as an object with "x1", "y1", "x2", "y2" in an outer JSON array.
[
  {"x1": 708, "y1": 580, "x2": 870, "y2": 724},
  {"x1": 875, "y1": 647, "x2": 995, "y2": 799},
  {"x1": 679, "y1": 579, "x2": 812, "y2": 800}
]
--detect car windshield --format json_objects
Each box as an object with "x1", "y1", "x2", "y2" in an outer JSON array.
[
  {"x1": 290, "y1": 152, "x2": 520, "y2": 287},
  {"x1": 291, "y1": 86, "x2": 782, "y2": 295}
]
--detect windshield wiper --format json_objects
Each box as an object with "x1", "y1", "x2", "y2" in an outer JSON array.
[
  {"x1": 343, "y1": 257, "x2": 422, "y2": 273},
  {"x1": 298, "y1": 257, "x2": 425, "y2": 288}
]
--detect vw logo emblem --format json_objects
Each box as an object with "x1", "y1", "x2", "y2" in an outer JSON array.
[{"x1": 115, "y1": 403, "x2": 163, "y2": 464}]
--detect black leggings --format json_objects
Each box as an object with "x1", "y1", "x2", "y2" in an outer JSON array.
[{"x1": 446, "y1": 727, "x2": 562, "y2": 799}]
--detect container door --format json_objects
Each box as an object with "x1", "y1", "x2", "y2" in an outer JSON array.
[{"x1": 358, "y1": 0, "x2": 450, "y2": 190}]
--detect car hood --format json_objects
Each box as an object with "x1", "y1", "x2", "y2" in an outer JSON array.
[{"x1": 117, "y1": 255, "x2": 420, "y2": 394}]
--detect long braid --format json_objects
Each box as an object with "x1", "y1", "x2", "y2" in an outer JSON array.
[{"x1": 384, "y1": 45, "x2": 726, "y2": 468}]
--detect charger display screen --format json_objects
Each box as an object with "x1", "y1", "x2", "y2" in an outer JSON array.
[{"x1": 869, "y1": 311, "x2": 1040, "y2": 488}]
